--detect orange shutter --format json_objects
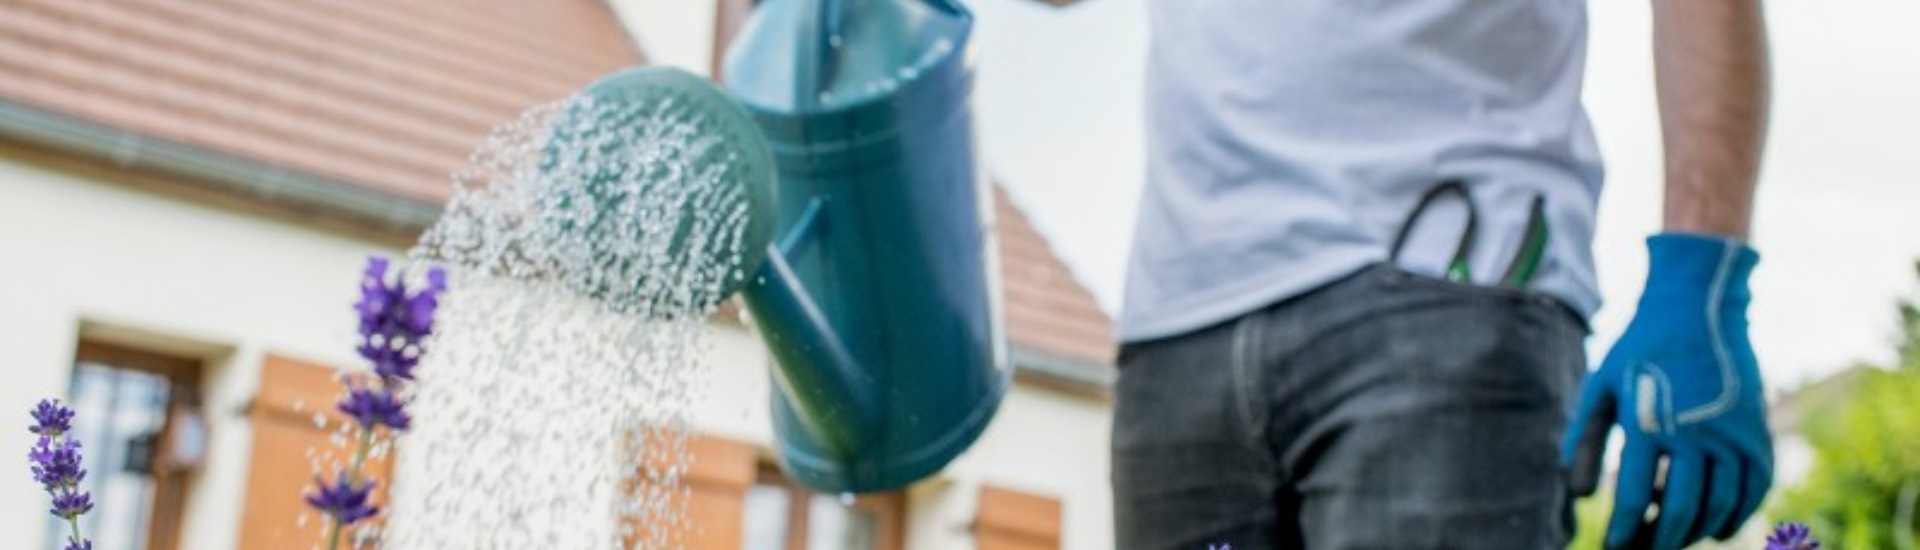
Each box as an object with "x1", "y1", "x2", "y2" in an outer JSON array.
[
  {"x1": 628, "y1": 433, "x2": 758, "y2": 549},
  {"x1": 974, "y1": 485, "x2": 1063, "y2": 550},
  {"x1": 237, "y1": 355, "x2": 394, "y2": 548}
]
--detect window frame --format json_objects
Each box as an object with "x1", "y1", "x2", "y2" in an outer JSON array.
[
  {"x1": 69, "y1": 341, "x2": 204, "y2": 550},
  {"x1": 746, "y1": 463, "x2": 906, "y2": 550}
]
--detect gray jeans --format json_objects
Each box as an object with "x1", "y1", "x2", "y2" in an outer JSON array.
[{"x1": 1113, "y1": 264, "x2": 1587, "y2": 550}]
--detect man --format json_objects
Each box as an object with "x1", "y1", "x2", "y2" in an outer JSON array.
[{"x1": 1113, "y1": 1, "x2": 1772, "y2": 549}]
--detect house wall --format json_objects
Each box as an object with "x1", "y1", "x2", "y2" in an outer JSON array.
[
  {"x1": 0, "y1": 149, "x2": 1115, "y2": 548},
  {"x1": 0, "y1": 152, "x2": 394, "y2": 550}
]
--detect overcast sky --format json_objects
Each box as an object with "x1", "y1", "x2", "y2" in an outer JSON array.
[{"x1": 966, "y1": 0, "x2": 1920, "y2": 388}]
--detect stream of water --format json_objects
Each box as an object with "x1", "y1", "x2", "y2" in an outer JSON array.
[{"x1": 375, "y1": 93, "x2": 755, "y2": 549}]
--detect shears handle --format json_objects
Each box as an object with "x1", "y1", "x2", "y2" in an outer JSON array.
[
  {"x1": 1389, "y1": 180, "x2": 1480, "y2": 283},
  {"x1": 1388, "y1": 180, "x2": 1549, "y2": 289}
]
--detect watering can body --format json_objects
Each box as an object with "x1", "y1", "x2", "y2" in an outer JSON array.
[{"x1": 723, "y1": 0, "x2": 1008, "y2": 493}]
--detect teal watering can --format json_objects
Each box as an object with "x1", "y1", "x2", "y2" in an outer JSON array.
[{"x1": 561, "y1": 0, "x2": 1004, "y2": 494}]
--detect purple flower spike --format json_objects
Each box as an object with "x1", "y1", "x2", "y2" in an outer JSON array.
[
  {"x1": 29, "y1": 400, "x2": 94, "y2": 549},
  {"x1": 29, "y1": 437, "x2": 87, "y2": 492},
  {"x1": 1766, "y1": 522, "x2": 1819, "y2": 550},
  {"x1": 355, "y1": 257, "x2": 394, "y2": 336},
  {"x1": 360, "y1": 344, "x2": 421, "y2": 385},
  {"x1": 337, "y1": 386, "x2": 411, "y2": 432},
  {"x1": 30, "y1": 399, "x2": 75, "y2": 436},
  {"x1": 404, "y1": 268, "x2": 448, "y2": 337},
  {"x1": 49, "y1": 488, "x2": 93, "y2": 519},
  {"x1": 305, "y1": 473, "x2": 380, "y2": 526},
  {"x1": 353, "y1": 256, "x2": 447, "y2": 387}
]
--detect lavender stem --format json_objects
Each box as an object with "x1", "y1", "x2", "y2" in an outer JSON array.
[
  {"x1": 63, "y1": 433, "x2": 82, "y2": 547},
  {"x1": 326, "y1": 425, "x2": 376, "y2": 550}
]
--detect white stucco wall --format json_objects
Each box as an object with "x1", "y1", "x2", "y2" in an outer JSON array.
[
  {"x1": 0, "y1": 155, "x2": 402, "y2": 550},
  {"x1": 689, "y1": 328, "x2": 1116, "y2": 549},
  {"x1": 0, "y1": 152, "x2": 1116, "y2": 548},
  {"x1": 914, "y1": 385, "x2": 1115, "y2": 550}
]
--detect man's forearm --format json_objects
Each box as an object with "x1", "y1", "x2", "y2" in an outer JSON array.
[{"x1": 1653, "y1": 0, "x2": 1771, "y2": 239}]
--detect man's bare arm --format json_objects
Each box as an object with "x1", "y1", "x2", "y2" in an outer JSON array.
[{"x1": 1653, "y1": 0, "x2": 1771, "y2": 239}]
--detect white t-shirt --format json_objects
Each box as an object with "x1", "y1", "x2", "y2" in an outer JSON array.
[{"x1": 1120, "y1": 0, "x2": 1606, "y2": 341}]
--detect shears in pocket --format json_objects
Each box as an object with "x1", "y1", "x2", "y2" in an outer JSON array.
[{"x1": 1387, "y1": 180, "x2": 1550, "y2": 289}]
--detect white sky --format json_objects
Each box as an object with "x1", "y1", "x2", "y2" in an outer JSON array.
[{"x1": 966, "y1": 0, "x2": 1920, "y2": 389}]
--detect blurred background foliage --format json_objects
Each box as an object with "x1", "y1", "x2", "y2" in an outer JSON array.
[
  {"x1": 1771, "y1": 262, "x2": 1920, "y2": 550},
  {"x1": 1772, "y1": 271, "x2": 1920, "y2": 550}
]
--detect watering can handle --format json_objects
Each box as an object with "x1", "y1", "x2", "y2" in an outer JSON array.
[
  {"x1": 794, "y1": 0, "x2": 841, "y2": 110},
  {"x1": 792, "y1": 0, "x2": 970, "y2": 109},
  {"x1": 922, "y1": 0, "x2": 967, "y2": 14}
]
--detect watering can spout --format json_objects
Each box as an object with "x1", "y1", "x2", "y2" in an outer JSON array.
[{"x1": 743, "y1": 201, "x2": 886, "y2": 459}]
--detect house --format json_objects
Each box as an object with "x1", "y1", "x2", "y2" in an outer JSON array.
[{"x1": 0, "y1": 1, "x2": 1116, "y2": 548}]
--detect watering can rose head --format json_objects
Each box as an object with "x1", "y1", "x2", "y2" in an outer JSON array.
[{"x1": 529, "y1": 68, "x2": 779, "y2": 314}]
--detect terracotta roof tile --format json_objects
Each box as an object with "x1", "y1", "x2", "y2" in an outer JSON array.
[
  {"x1": 0, "y1": 0, "x2": 637, "y2": 203},
  {"x1": 0, "y1": 0, "x2": 1117, "y2": 368},
  {"x1": 994, "y1": 186, "x2": 1117, "y2": 365}
]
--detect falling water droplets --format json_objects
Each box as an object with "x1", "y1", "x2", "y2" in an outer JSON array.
[{"x1": 384, "y1": 90, "x2": 751, "y2": 549}]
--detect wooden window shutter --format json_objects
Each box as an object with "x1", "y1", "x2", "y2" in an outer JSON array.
[
  {"x1": 237, "y1": 355, "x2": 394, "y2": 548},
  {"x1": 628, "y1": 433, "x2": 758, "y2": 549},
  {"x1": 973, "y1": 485, "x2": 1063, "y2": 550}
]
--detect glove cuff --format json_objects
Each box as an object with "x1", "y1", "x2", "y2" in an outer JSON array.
[{"x1": 1641, "y1": 233, "x2": 1759, "y2": 305}]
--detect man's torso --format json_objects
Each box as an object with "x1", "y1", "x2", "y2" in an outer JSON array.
[{"x1": 1121, "y1": 0, "x2": 1605, "y2": 341}]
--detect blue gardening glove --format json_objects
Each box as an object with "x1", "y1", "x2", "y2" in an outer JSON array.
[{"x1": 1565, "y1": 233, "x2": 1773, "y2": 550}]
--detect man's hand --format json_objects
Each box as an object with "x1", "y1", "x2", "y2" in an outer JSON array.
[
  {"x1": 1574, "y1": 1, "x2": 1778, "y2": 543},
  {"x1": 1565, "y1": 234, "x2": 1771, "y2": 550}
]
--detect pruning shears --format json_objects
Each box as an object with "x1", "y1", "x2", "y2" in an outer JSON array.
[{"x1": 1388, "y1": 179, "x2": 1550, "y2": 289}]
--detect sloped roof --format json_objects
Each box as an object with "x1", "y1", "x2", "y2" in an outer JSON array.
[
  {"x1": 994, "y1": 187, "x2": 1116, "y2": 365},
  {"x1": 0, "y1": 0, "x2": 1115, "y2": 368},
  {"x1": 0, "y1": 0, "x2": 636, "y2": 203}
]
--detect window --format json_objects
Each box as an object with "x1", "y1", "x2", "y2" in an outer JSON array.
[
  {"x1": 741, "y1": 465, "x2": 904, "y2": 550},
  {"x1": 51, "y1": 343, "x2": 205, "y2": 550}
]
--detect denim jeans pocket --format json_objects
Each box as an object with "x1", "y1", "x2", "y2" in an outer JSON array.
[{"x1": 1376, "y1": 263, "x2": 1589, "y2": 334}]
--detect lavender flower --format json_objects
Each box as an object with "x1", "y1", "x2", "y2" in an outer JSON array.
[
  {"x1": 26, "y1": 399, "x2": 92, "y2": 550},
  {"x1": 314, "y1": 256, "x2": 446, "y2": 549},
  {"x1": 354, "y1": 256, "x2": 448, "y2": 386},
  {"x1": 1766, "y1": 522, "x2": 1819, "y2": 550},
  {"x1": 305, "y1": 473, "x2": 380, "y2": 527},
  {"x1": 359, "y1": 344, "x2": 421, "y2": 387},
  {"x1": 337, "y1": 386, "x2": 412, "y2": 432},
  {"x1": 49, "y1": 489, "x2": 93, "y2": 519},
  {"x1": 28, "y1": 437, "x2": 86, "y2": 491},
  {"x1": 29, "y1": 400, "x2": 74, "y2": 436}
]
